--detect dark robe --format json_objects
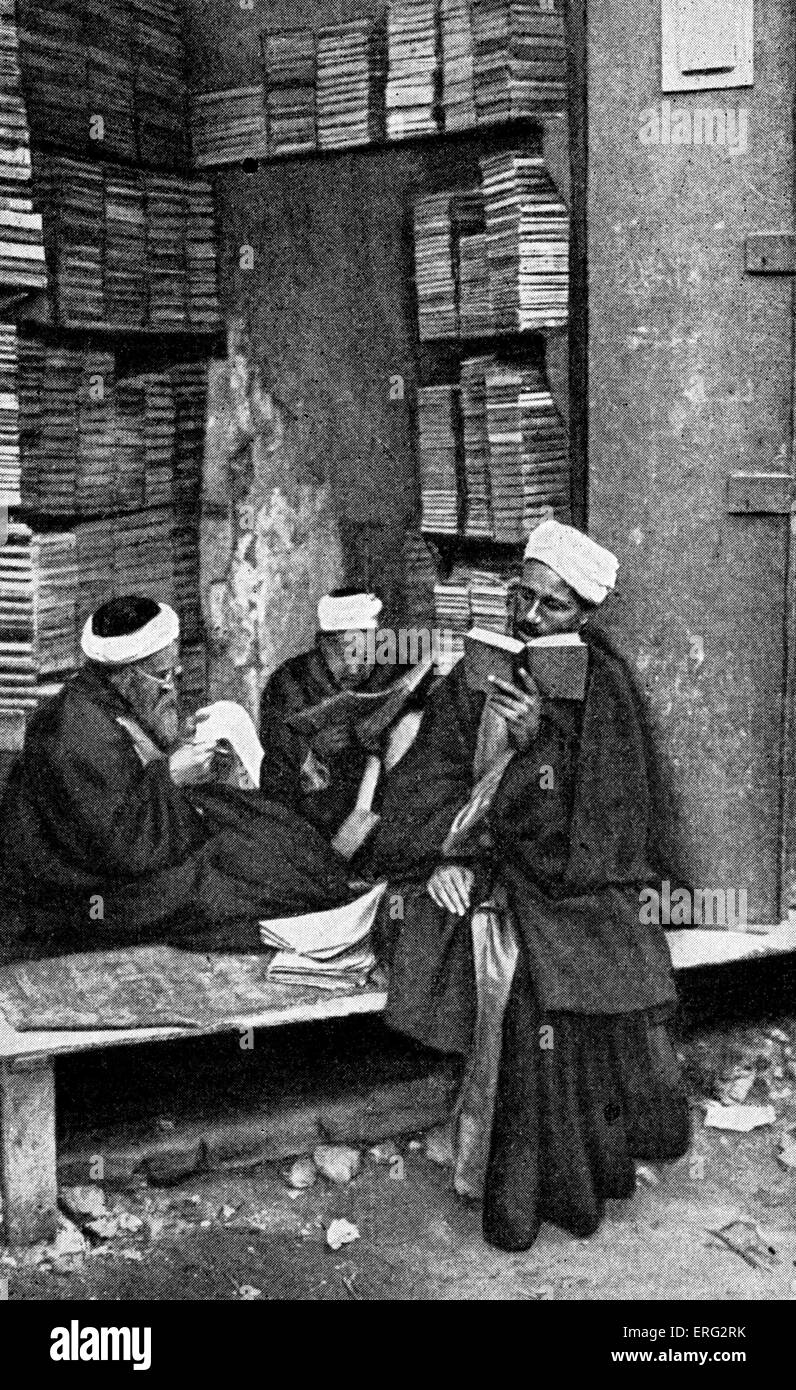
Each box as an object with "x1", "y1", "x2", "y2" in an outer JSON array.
[
  {"x1": 367, "y1": 632, "x2": 690, "y2": 1248},
  {"x1": 259, "y1": 645, "x2": 397, "y2": 837},
  {"x1": 0, "y1": 665, "x2": 353, "y2": 963}
]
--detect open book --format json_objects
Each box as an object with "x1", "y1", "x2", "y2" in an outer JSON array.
[
  {"x1": 463, "y1": 628, "x2": 589, "y2": 702},
  {"x1": 286, "y1": 656, "x2": 434, "y2": 745}
]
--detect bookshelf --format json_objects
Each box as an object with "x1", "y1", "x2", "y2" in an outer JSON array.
[{"x1": 0, "y1": 0, "x2": 220, "y2": 794}]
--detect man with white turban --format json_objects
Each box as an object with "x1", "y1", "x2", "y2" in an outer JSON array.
[
  {"x1": 0, "y1": 595, "x2": 354, "y2": 961},
  {"x1": 367, "y1": 520, "x2": 689, "y2": 1252},
  {"x1": 259, "y1": 587, "x2": 398, "y2": 840}
]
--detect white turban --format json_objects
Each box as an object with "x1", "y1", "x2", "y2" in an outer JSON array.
[
  {"x1": 81, "y1": 603, "x2": 180, "y2": 665},
  {"x1": 317, "y1": 592, "x2": 382, "y2": 632},
  {"x1": 523, "y1": 520, "x2": 618, "y2": 606}
]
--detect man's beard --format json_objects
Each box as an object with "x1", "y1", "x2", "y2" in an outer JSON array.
[{"x1": 138, "y1": 693, "x2": 181, "y2": 752}]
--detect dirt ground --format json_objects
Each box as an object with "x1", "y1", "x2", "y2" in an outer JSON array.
[{"x1": 4, "y1": 984, "x2": 796, "y2": 1302}]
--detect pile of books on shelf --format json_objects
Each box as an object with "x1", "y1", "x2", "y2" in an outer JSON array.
[
  {"x1": 89, "y1": 1, "x2": 136, "y2": 161},
  {"x1": 480, "y1": 150, "x2": 569, "y2": 330},
  {"x1": 417, "y1": 384, "x2": 460, "y2": 534},
  {"x1": 469, "y1": 564, "x2": 514, "y2": 633},
  {"x1": 171, "y1": 361, "x2": 207, "y2": 508},
  {"x1": 262, "y1": 28, "x2": 317, "y2": 157},
  {"x1": 74, "y1": 507, "x2": 175, "y2": 637},
  {"x1": 105, "y1": 170, "x2": 147, "y2": 327},
  {"x1": 441, "y1": 0, "x2": 475, "y2": 132},
  {"x1": 402, "y1": 531, "x2": 439, "y2": 628},
  {"x1": 0, "y1": 521, "x2": 78, "y2": 714},
  {"x1": 413, "y1": 157, "x2": 569, "y2": 340},
  {"x1": 0, "y1": 323, "x2": 20, "y2": 505},
  {"x1": 31, "y1": 157, "x2": 220, "y2": 330},
  {"x1": 14, "y1": 342, "x2": 207, "y2": 515},
  {"x1": 471, "y1": 0, "x2": 567, "y2": 124},
  {"x1": 316, "y1": 18, "x2": 386, "y2": 151},
  {"x1": 460, "y1": 355, "x2": 492, "y2": 537},
  {"x1": 133, "y1": 0, "x2": 191, "y2": 167},
  {"x1": 413, "y1": 193, "x2": 457, "y2": 340},
  {"x1": 15, "y1": 0, "x2": 89, "y2": 155},
  {"x1": 433, "y1": 565, "x2": 471, "y2": 674},
  {"x1": 192, "y1": 86, "x2": 267, "y2": 166},
  {"x1": 417, "y1": 354, "x2": 569, "y2": 543},
  {"x1": 172, "y1": 514, "x2": 202, "y2": 645},
  {"x1": 484, "y1": 357, "x2": 570, "y2": 541},
  {"x1": 0, "y1": 0, "x2": 46, "y2": 293},
  {"x1": 15, "y1": 0, "x2": 190, "y2": 167},
  {"x1": 386, "y1": 0, "x2": 440, "y2": 140}
]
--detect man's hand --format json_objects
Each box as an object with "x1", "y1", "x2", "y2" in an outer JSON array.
[
  {"x1": 487, "y1": 669, "x2": 541, "y2": 753},
  {"x1": 427, "y1": 864, "x2": 475, "y2": 917},
  {"x1": 169, "y1": 740, "x2": 217, "y2": 786},
  {"x1": 312, "y1": 722, "x2": 350, "y2": 760}
]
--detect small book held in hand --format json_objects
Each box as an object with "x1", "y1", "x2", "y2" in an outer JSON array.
[{"x1": 464, "y1": 628, "x2": 589, "y2": 701}]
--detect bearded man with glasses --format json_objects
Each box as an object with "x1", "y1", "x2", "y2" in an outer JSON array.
[{"x1": 0, "y1": 595, "x2": 355, "y2": 962}]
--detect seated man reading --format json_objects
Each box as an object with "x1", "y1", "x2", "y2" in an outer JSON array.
[
  {"x1": 367, "y1": 519, "x2": 690, "y2": 1253},
  {"x1": 0, "y1": 596, "x2": 354, "y2": 962},
  {"x1": 259, "y1": 588, "x2": 404, "y2": 843}
]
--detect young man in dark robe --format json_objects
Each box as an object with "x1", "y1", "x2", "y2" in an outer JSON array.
[
  {"x1": 258, "y1": 589, "x2": 393, "y2": 840},
  {"x1": 0, "y1": 596, "x2": 353, "y2": 963},
  {"x1": 367, "y1": 519, "x2": 691, "y2": 1252}
]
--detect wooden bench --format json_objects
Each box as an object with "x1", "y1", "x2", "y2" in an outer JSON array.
[{"x1": 2, "y1": 921, "x2": 796, "y2": 1247}]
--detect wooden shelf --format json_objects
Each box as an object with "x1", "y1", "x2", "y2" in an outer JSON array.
[
  {"x1": 192, "y1": 113, "x2": 558, "y2": 175},
  {"x1": 13, "y1": 296, "x2": 224, "y2": 345}
]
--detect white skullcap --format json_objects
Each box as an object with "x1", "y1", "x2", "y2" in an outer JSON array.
[
  {"x1": 317, "y1": 592, "x2": 382, "y2": 632},
  {"x1": 81, "y1": 603, "x2": 180, "y2": 665},
  {"x1": 523, "y1": 520, "x2": 619, "y2": 606}
]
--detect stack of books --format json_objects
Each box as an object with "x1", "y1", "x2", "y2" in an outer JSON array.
[
  {"x1": 433, "y1": 567, "x2": 471, "y2": 674},
  {"x1": 413, "y1": 193, "x2": 457, "y2": 340},
  {"x1": 132, "y1": 0, "x2": 191, "y2": 167},
  {"x1": 316, "y1": 18, "x2": 386, "y2": 151},
  {"x1": 14, "y1": 342, "x2": 203, "y2": 515},
  {"x1": 262, "y1": 28, "x2": 317, "y2": 157},
  {"x1": 147, "y1": 175, "x2": 188, "y2": 330},
  {"x1": 441, "y1": 0, "x2": 475, "y2": 132},
  {"x1": 170, "y1": 360, "x2": 206, "y2": 509},
  {"x1": 15, "y1": 0, "x2": 90, "y2": 156},
  {"x1": 484, "y1": 358, "x2": 569, "y2": 540},
  {"x1": 402, "y1": 530, "x2": 439, "y2": 628},
  {"x1": 105, "y1": 170, "x2": 147, "y2": 328},
  {"x1": 141, "y1": 372, "x2": 176, "y2": 508},
  {"x1": 458, "y1": 227, "x2": 492, "y2": 338},
  {"x1": 469, "y1": 565, "x2": 514, "y2": 633},
  {"x1": 74, "y1": 507, "x2": 175, "y2": 638},
  {"x1": 16, "y1": 0, "x2": 190, "y2": 166},
  {"x1": 172, "y1": 514, "x2": 202, "y2": 645},
  {"x1": 386, "y1": 0, "x2": 440, "y2": 140},
  {"x1": 480, "y1": 150, "x2": 569, "y2": 330},
  {"x1": 180, "y1": 639, "x2": 207, "y2": 713},
  {"x1": 0, "y1": 521, "x2": 78, "y2": 717},
  {"x1": 186, "y1": 180, "x2": 220, "y2": 329},
  {"x1": 89, "y1": 1, "x2": 136, "y2": 161},
  {"x1": 417, "y1": 384, "x2": 460, "y2": 534},
  {"x1": 472, "y1": 0, "x2": 567, "y2": 124},
  {"x1": 192, "y1": 86, "x2": 267, "y2": 167},
  {"x1": 460, "y1": 355, "x2": 493, "y2": 537},
  {"x1": 0, "y1": 323, "x2": 20, "y2": 506},
  {"x1": 31, "y1": 157, "x2": 220, "y2": 330},
  {"x1": 0, "y1": 8, "x2": 45, "y2": 294}
]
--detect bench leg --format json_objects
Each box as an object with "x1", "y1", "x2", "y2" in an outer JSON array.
[{"x1": 0, "y1": 1058, "x2": 58, "y2": 1246}]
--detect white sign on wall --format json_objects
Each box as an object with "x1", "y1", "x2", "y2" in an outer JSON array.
[{"x1": 662, "y1": 0, "x2": 754, "y2": 92}]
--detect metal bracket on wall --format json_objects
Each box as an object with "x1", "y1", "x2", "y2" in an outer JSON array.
[
  {"x1": 745, "y1": 234, "x2": 796, "y2": 275},
  {"x1": 726, "y1": 473, "x2": 795, "y2": 514}
]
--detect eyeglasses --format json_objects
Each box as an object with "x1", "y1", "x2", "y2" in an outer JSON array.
[{"x1": 137, "y1": 665, "x2": 182, "y2": 693}]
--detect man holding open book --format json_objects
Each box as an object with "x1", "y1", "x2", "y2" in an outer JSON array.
[{"x1": 367, "y1": 519, "x2": 690, "y2": 1253}]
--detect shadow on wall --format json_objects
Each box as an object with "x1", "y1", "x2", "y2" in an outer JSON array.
[{"x1": 201, "y1": 321, "x2": 345, "y2": 724}]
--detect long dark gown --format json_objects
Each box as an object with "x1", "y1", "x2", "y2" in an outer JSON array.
[
  {"x1": 366, "y1": 632, "x2": 691, "y2": 1250},
  {"x1": 0, "y1": 664, "x2": 353, "y2": 962},
  {"x1": 259, "y1": 645, "x2": 398, "y2": 837}
]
